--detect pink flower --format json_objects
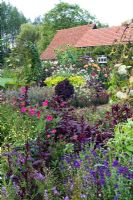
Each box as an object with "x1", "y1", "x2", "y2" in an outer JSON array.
[
  {"x1": 46, "y1": 115, "x2": 53, "y2": 121},
  {"x1": 72, "y1": 135, "x2": 78, "y2": 141},
  {"x1": 42, "y1": 100, "x2": 48, "y2": 107},
  {"x1": 20, "y1": 101, "x2": 26, "y2": 107},
  {"x1": 91, "y1": 72, "x2": 97, "y2": 77},
  {"x1": 20, "y1": 107, "x2": 27, "y2": 113},
  {"x1": 47, "y1": 134, "x2": 51, "y2": 139},
  {"x1": 29, "y1": 108, "x2": 35, "y2": 116},
  {"x1": 60, "y1": 102, "x2": 65, "y2": 107},
  {"x1": 51, "y1": 129, "x2": 57, "y2": 134},
  {"x1": 104, "y1": 74, "x2": 108, "y2": 77},
  {"x1": 20, "y1": 87, "x2": 26, "y2": 94},
  {"x1": 59, "y1": 134, "x2": 63, "y2": 139},
  {"x1": 36, "y1": 111, "x2": 41, "y2": 119}
]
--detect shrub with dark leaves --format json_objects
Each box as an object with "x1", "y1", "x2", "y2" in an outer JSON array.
[
  {"x1": 91, "y1": 90, "x2": 109, "y2": 105},
  {"x1": 55, "y1": 79, "x2": 74, "y2": 100},
  {"x1": 55, "y1": 113, "x2": 112, "y2": 148},
  {"x1": 97, "y1": 104, "x2": 132, "y2": 131}
]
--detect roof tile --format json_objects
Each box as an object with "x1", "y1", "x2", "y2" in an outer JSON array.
[{"x1": 41, "y1": 24, "x2": 133, "y2": 60}]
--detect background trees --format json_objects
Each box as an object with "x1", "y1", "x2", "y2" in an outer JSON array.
[
  {"x1": 1, "y1": 1, "x2": 107, "y2": 85},
  {"x1": 38, "y1": 2, "x2": 106, "y2": 52},
  {"x1": 0, "y1": 1, "x2": 27, "y2": 65}
]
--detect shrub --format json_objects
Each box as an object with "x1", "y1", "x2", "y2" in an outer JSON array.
[
  {"x1": 108, "y1": 64, "x2": 133, "y2": 102},
  {"x1": 0, "y1": 104, "x2": 38, "y2": 147},
  {"x1": 44, "y1": 76, "x2": 65, "y2": 87},
  {"x1": 97, "y1": 103, "x2": 132, "y2": 132},
  {"x1": 69, "y1": 75, "x2": 85, "y2": 86},
  {"x1": 107, "y1": 118, "x2": 133, "y2": 155},
  {"x1": 55, "y1": 111, "x2": 112, "y2": 147},
  {"x1": 27, "y1": 86, "x2": 54, "y2": 105},
  {"x1": 1, "y1": 142, "x2": 59, "y2": 200},
  {"x1": 55, "y1": 79, "x2": 74, "y2": 101},
  {"x1": 91, "y1": 90, "x2": 109, "y2": 105},
  {"x1": 69, "y1": 86, "x2": 92, "y2": 108},
  {"x1": 44, "y1": 75, "x2": 85, "y2": 87},
  {"x1": 59, "y1": 146, "x2": 133, "y2": 200}
]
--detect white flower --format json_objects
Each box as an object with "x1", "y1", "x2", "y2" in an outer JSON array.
[
  {"x1": 118, "y1": 65, "x2": 127, "y2": 75},
  {"x1": 116, "y1": 91, "x2": 127, "y2": 99},
  {"x1": 126, "y1": 65, "x2": 132, "y2": 69},
  {"x1": 114, "y1": 63, "x2": 122, "y2": 68}
]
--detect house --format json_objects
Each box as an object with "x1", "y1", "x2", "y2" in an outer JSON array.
[{"x1": 40, "y1": 23, "x2": 133, "y2": 61}]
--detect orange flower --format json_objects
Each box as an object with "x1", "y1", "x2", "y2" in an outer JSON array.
[{"x1": 83, "y1": 64, "x2": 89, "y2": 69}]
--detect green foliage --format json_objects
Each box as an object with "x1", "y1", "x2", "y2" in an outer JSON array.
[
  {"x1": 0, "y1": 104, "x2": 37, "y2": 146},
  {"x1": 40, "y1": 2, "x2": 106, "y2": 51},
  {"x1": 44, "y1": 75, "x2": 85, "y2": 87},
  {"x1": 43, "y1": 2, "x2": 101, "y2": 30},
  {"x1": 69, "y1": 87, "x2": 92, "y2": 108},
  {"x1": 5, "y1": 41, "x2": 42, "y2": 84},
  {"x1": 107, "y1": 118, "x2": 133, "y2": 155},
  {"x1": 16, "y1": 23, "x2": 40, "y2": 45},
  {"x1": 56, "y1": 46, "x2": 82, "y2": 67},
  {"x1": 108, "y1": 64, "x2": 133, "y2": 103},
  {"x1": 0, "y1": 78, "x2": 16, "y2": 88},
  {"x1": 27, "y1": 86, "x2": 54, "y2": 105},
  {"x1": 37, "y1": 24, "x2": 55, "y2": 53},
  {"x1": 0, "y1": 1, "x2": 27, "y2": 65}
]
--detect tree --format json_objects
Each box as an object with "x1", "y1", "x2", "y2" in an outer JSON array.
[
  {"x1": 0, "y1": 1, "x2": 27, "y2": 65},
  {"x1": 39, "y1": 2, "x2": 106, "y2": 52},
  {"x1": 5, "y1": 23, "x2": 42, "y2": 84},
  {"x1": 43, "y1": 2, "x2": 97, "y2": 30},
  {"x1": 16, "y1": 23, "x2": 40, "y2": 45}
]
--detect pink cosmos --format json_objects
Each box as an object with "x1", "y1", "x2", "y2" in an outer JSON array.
[
  {"x1": 36, "y1": 111, "x2": 41, "y2": 119},
  {"x1": 20, "y1": 107, "x2": 27, "y2": 113},
  {"x1": 47, "y1": 134, "x2": 51, "y2": 139},
  {"x1": 46, "y1": 115, "x2": 53, "y2": 121},
  {"x1": 20, "y1": 87, "x2": 26, "y2": 94},
  {"x1": 29, "y1": 108, "x2": 35, "y2": 116},
  {"x1": 51, "y1": 129, "x2": 57, "y2": 134},
  {"x1": 42, "y1": 100, "x2": 48, "y2": 107}
]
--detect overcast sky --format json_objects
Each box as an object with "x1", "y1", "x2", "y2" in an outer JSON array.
[{"x1": 2, "y1": 0, "x2": 133, "y2": 26}]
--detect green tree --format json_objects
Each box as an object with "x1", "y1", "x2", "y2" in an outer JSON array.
[
  {"x1": 5, "y1": 23, "x2": 42, "y2": 84},
  {"x1": 0, "y1": 0, "x2": 27, "y2": 65},
  {"x1": 39, "y1": 2, "x2": 106, "y2": 52}
]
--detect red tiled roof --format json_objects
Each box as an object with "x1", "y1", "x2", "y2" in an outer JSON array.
[{"x1": 40, "y1": 23, "x2": 133, "y2": 60}]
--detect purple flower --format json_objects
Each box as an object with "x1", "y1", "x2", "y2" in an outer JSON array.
[
  {"x1": 80, "y1": 194, "x2": 87, "y2": 199},
  {"x1": 127, "y1": 173, "x2": 133, "y2": 179},
  {"x1": 90, "y1": 169, "x2": 96, "y2": 177},
  {"x1": 112, "y1": 160, "x2": 119, "y2": 167},
  {"x1": 52, "y1": 187, "x2": 59, "y2": 195},
  {"x1": 99, "y1": 178, "x2": 105, "y2": 186},
  {"x1": 114, "y1": 195, "x2": 118, "y2": 200},
  {"x1": 114, "y1": 184, "x2": 119, "y2": 189},
  {"x1": 104, "y1": 160, "x2": 109, "y2": 167},
  {"x1": 64, "y1": 196, "x2": 69, "y2": 200},
  {"x1": 34, "y1": 172, "x2": 45, "y2": 180},
  {"x1": 1, "y1": 186, "x2": 8, "y2": 197},
  {"x1": 73, "y1": 160, "x2": 80, "y2": 168},
  {"x1": 91, "y1": 150, "x2": 97, "y2": 157},
  {"x1": 118, "y1": 166, "x2": 128, "y2": 175},
  {"x1": 106, "y1": 169, "x2": 111, "y2": 177}
]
